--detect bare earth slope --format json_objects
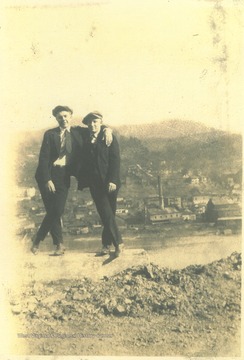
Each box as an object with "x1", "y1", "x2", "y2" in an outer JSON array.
[{"x1": 4, "y1": 235, "x2": 242, "y2": 357}]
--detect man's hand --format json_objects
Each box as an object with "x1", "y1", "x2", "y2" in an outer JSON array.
[
  {"x1": 102, "y1": 127, "x2": 113, "y2": 146},
  {"x1": 108, "y1": 182, "x2": 116, "y2": 193},
  {"x1": 45, "y1": 180, "x2": 56, "y2": 193}
]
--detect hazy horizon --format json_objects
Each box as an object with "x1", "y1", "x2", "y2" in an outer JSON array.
[{"x1": 15, "y1": 117, "x2": 242, "y2": 137}]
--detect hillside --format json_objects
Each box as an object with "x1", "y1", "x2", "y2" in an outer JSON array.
[
  {"x1": 115, "y1": 119, "x2": 219, "y2": 139},
  {"x1": 15, "y1": 121, "x2": 242, "y2": 189},
  {"x1": 143, "y1": 132, "x2": 242, "y2": 174},
  {"x1": 16, "y1": 119, "x2": 226, "y2": 145}
]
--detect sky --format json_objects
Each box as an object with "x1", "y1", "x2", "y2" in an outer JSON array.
[{"x1": 1, "y1": 0, "x2": 244, "y2": 133}]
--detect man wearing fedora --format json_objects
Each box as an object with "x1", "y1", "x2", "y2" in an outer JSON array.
[
  {"x1": 77, "y1": 111, "x2": 124, "y2": 258},
  {"x1": 31, "y1": 106, "x2": 112, "y2": 255}
]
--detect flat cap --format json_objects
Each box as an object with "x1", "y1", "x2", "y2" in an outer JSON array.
[
  {"x1": 82, "y1": 111, "x2": 103, "y2": 125},
  {"x1": 52, "y1": 105, "x2": 73, "y2": 117}
]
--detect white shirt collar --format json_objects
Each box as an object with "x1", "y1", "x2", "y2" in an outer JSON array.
[
  {"x1": 90, "y1": 131, "x2": 99, "y2": 138},
  {"x1": 60, "y1": 126, "x2": 71, "y2": 133}
]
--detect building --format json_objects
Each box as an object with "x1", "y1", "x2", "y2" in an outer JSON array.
[
  {"x1": 26, "y1": 187, "x2": 36, "y2": 198},
  {"x1": 205, "y1": 199, "x2": 242, "y2": 225},
  {"x1": 148, "y1": 208, "x2": 181, "y2": 224},
  {"x1": 215, "y1": 203, "x2": 241, "y2": 218},
  {"x1": 201, "y1": 176, "x2": 208, "y2": 183},
  {"x1": 164, "y1": 196, "x2": 182, "y2": 208},
  {"x1": 116, "y1": 208, "x2": 129, "y2": 215},
  {"x1": 192, "y1": 195, "x2": 210, "y2": 205},
  {"x1": 181, "y1": 210, "x2": 196, "y2": 221},
  {"x1": 190, "y1": 177, "x2": 200, "y2": 185},
  {"x1": 16, "y1": 186, "x2": 36, "y2": 200},
  {"x1": 75, "y1": 213, "x2": 85, "y2": 220},
  {"x1": 216, "y1": 216, "x2": 242, "y2": 228}
]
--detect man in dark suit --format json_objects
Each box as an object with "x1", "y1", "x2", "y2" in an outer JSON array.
[
  {"x1": 77, "y1": 111, "x2": 124, "y2": 258},
  {"x1": 31, "y1": 106, "x2": 112, "y2": 255}
]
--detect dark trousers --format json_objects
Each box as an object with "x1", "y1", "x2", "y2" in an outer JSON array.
[
  {"x1": 35, "y1": 166, "x2": 69, "y2": 246},
  {"x1": 89, "y1": 180, "x2": 122, "y2": 248}
]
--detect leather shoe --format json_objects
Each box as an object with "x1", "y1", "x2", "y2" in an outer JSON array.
[
  {"x1": 114, "y1": 244, "x2": 124, "y2": 258},
  {"x1": 54, "y1": 244, "x2": 65, "y2": 256},
  {"x1": 98, "y1": 245, "x2": 111, "y2": 256},
  {"x1": 31, "y1": 246, "x2": 39, "y2": 255},
  {"x1": 114, "y1": 247, "x2": 120, "y2": 258}
]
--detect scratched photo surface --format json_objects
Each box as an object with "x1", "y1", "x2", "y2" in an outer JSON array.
[{"x1": 0, "y1": 0, "x2": 243, "y2": 358}]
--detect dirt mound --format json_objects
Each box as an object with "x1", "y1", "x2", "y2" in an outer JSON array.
[
  {"x1": 8, "y1": 252, "x2": 242, "y2": 356},
  {"x1": 10, "y1": 252, "x2": 241, "y2": 321}
]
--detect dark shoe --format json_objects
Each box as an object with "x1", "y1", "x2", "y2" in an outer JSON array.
[
  {"x1": 54, "y1": 244, "x2": 65, "y2": 256},
  {"x1": 114, "y1": 247, "x2": 120, "y2": 258},
  {"x1": 114, "y1": 244, "x2": 124, "y2": 258},
  {"x1": 98, "y1": 245, "x2": 111, "y2": 256},
  {"x1": 31, "y1": 245, "x2": 39, "y2": 255}
]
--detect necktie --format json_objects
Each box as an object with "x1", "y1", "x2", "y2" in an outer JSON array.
[
  {"x1": 60, "y1": 129, "x2": 72, "y2": 156},
  {"x1": 65, "y1": 130, "x2": 72, "y2": 154},
  {"x1": 90, "y1": 133, "x2": 97, "y2": 144}
]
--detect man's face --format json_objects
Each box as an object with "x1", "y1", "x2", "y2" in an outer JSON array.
[
  {"x1": 56, "y1": 111, "x2": 72, "y2": 129},
  {"x1": 87, "y1": 118, "x2": 102, "y2": 134}
]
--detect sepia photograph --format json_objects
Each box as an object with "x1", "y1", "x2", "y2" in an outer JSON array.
[{"x1": 0, "y1": 0, "x2": 243, "y2": 358}]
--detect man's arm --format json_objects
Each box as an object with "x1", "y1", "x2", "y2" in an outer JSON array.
[
  {"x1": 77, "y1": 125, "x2": 113, "y2": 146},
  {"x1": 36, "y1": 131, "x2": 56, "y2": 193},
  {"x1": 102, "y1": 126, "x2": 113, "y2": 146},
  {"x1": 108, "y1": 135, "x2": 120, "y2": 188},
  {"x1": 37, "y1": 131, "x2": 52, "y2": 184}
]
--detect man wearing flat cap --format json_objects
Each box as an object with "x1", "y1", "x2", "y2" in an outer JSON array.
[
  {"x1": 77, "y1": 111, "x2": 124, "y2": 257},
  {"x1": 31, "y1": 106, "x2": 112, "y2": 255}
]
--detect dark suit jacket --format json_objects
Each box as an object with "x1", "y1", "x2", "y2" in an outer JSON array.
[
  {"x1": 77, "y1": 130, "x2": 121, "y2": 191},
  {"x1": 35, "y1": 126, "x2": 89, "y2": 186}
]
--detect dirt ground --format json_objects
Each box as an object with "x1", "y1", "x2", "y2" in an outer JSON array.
[{"x1": 2, "y1": 234, "x2": 242, "y2": 357}]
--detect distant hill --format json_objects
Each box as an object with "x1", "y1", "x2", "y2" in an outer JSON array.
[
  {"x1": 16, "y1": 119, "x2": 236, "y2": 145},
  {"x1": 16, "y1": 119, "x2": 242, "y2": 187},
  {"x1": 114, "y1": 119, "x2": 221, "y2": 140}
]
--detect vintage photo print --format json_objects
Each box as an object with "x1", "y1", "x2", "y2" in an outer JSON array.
[{"x1": 0, "y1": 0, "x2": 243, "y2": 358}]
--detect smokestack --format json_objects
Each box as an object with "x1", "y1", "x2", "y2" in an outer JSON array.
[{"x1": 158, "y1": 175, "x2": 164, "y2": 209}]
